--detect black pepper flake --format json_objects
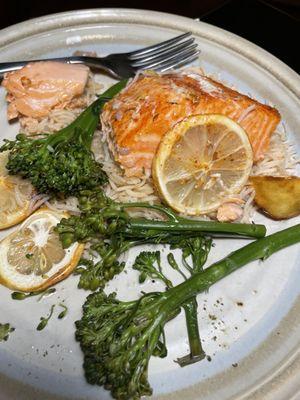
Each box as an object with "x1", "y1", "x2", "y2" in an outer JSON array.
[
  {"x1": 206, "y1": 355, "x2": 212, "y2": 362},
  {"x1": 236, "y1": 302, "x2": 244, "y2": 307},
  {"x1": 232, "y1": 363, "x2": 238, "y2": 367}
]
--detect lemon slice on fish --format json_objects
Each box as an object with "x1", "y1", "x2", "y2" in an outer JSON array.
[
  {"x1": 0, "y1": 151, "x2": 38, "y2": 230},
  {"x1": 153, "y1": 114, "x2": 253, "y2": 215},
  {"x1": 0, "y1": 207, "x2": 84, "y2": 291}
]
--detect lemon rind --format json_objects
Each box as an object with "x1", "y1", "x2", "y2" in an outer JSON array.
[{"x1": 0, "y1": 207, "x2": 84, "y2": 292}]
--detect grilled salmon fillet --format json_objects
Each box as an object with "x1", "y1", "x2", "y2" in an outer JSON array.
[
  {"x1": 2, "y1": 61, "x2": 89, "y2": 120},
  {"x1": 102, "y1": 71, "x2": 281, "y2": 177}
]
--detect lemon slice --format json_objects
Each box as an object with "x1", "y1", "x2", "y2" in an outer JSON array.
[
  {"x1": 0, "y1": 151, "x2": 37, "y2": 230},
  {"x1": 153, "y1": 114, "x2": 253, "y2": 215},
  {"x1": 0, "y1": 207, "x2": 84, "y2": 291}
]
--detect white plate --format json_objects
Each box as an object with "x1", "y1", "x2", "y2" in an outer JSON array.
[{"x1": 0, "y1": 8, "x2": 299, "y2": 400}]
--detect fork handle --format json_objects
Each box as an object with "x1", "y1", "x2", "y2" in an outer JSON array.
[{"x1": 0, "y1": 56, "x2": 113, "y2": 76}]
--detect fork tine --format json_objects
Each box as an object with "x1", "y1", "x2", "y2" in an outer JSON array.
[
  {"x1": 129, "y1": 37, "x2": 194, "y2": 62},
  {"x1": 128, "y1": 32, "x2": 192, "y2": 60},
  {"x1": 157, "y1": 51, "x2": 200, "y2": 72},
  {"x1": 137, "y1": 46, "x2": 199, "y2": 71},
  {"x1": 131, "y1": 39, "x2": 196, "y2": 67}
]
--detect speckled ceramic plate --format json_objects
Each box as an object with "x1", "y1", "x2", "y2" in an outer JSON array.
[{"x1": 0, "y1": 8, "x2": 299, "y2": 400}]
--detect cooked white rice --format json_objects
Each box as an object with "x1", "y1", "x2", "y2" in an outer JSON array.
[{"x1": 17, "y1": 72, "x2": 298, "y2": 223}]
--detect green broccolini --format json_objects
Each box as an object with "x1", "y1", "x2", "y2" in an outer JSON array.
[
  {"x1": 56, "y1": 189, "x2": 266, "y2": 249},
  {"x1": 169, "y1": 236, "x2": 212, "y2": 275},
  {"x1": 56, "y1": 188, "x2": 266, "y2": 368},
  {"x1": 0, "y1": 80, "x2": 127, "y2": 196},
  {"x1": 74, "y1": 235, "x2": 129, "y2": 291},
  {"x1": 56, "y1": 189, "x2": 265, "y2": 293},
  {"x1": 132, "y1": 237, "x2": 212, "y2": 367},
  {"x1": 133, "y1": 251, "x2": 172, "y2": 287},
  {"x1": 76, "y1": 224, "x2": 300, "y2": 400},
  {"x1": 76, "y1": 291, "x2": 172, "y2": 399}
]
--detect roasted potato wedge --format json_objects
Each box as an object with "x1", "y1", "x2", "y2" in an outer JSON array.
[{"x1": 250, "y1": 176, "x2": 300, "y2": 220}]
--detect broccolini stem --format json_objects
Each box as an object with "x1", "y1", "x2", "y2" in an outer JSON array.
[
  {"x1": 178, "y1": 298, "x2": 206, "y2": 366},
  {"x1": 122, "y1": 202, "x2": 178, "y2": 221},
  {"x1": 126, "y1": 218, "x2": 266, "y2": 238},
  {"x1": 46, "y1": 79, "x2": 128, "y2": 149},
  {"x1": 163, "y1": 224, "x2": 300, "y2": 314}
]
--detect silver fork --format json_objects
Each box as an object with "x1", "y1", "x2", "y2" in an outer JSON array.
[{"x1": 0, "y1": 32, "x2": 199, "y2": 79}]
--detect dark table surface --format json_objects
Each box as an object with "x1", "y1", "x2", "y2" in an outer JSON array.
[{"x1": 0, "y1": 0, "x2": 299, "y2": 73}]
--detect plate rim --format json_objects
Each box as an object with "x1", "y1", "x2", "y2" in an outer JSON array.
[{"x1": 0, "y1": 8, "x2": 299, "y2": 400}]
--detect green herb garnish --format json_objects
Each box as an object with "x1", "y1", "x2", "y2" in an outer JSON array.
[
  {"x1": 0, "y1": 323, "x2": 15, "y2": 342},
  {"x1": 37, "y1": 305, "x2": 55, "y2": 331},
  {"x1": 58, "y1": 303, "x2": 68, "y2": 319},
  {"x1": 11, "y1": 288, "x2": 56, "y2": 301}
]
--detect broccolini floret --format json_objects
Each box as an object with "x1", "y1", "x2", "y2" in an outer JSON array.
[
  {"x1": 133, "y1": 251, "x2": 172, "y2": 287},
  {"x1": 76, "y1": 290, "x2": 171, "y2": 399}
]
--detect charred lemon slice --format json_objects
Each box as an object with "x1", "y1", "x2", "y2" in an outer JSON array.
[
  {"x1": 0, "y1": 151, "x2": 37, "y2": 230},
  {"x1": 153, "y1": 114, "x2": 253, "y2": 215},
  {"x1": 0, "y1": 207, "x2": 84, "y2": 291}
]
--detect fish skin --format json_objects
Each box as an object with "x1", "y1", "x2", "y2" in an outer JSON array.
[{"x1": 102, "y1": 72, "x2": 281, "y2": 177}]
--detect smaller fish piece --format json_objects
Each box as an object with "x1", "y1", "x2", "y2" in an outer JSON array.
[
  {"x1": 217, "y1": 202, "x2": 243, "y2": 222},
  {"x1": 2, "y1": 61, "x2": 89, "y2": 120}
]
